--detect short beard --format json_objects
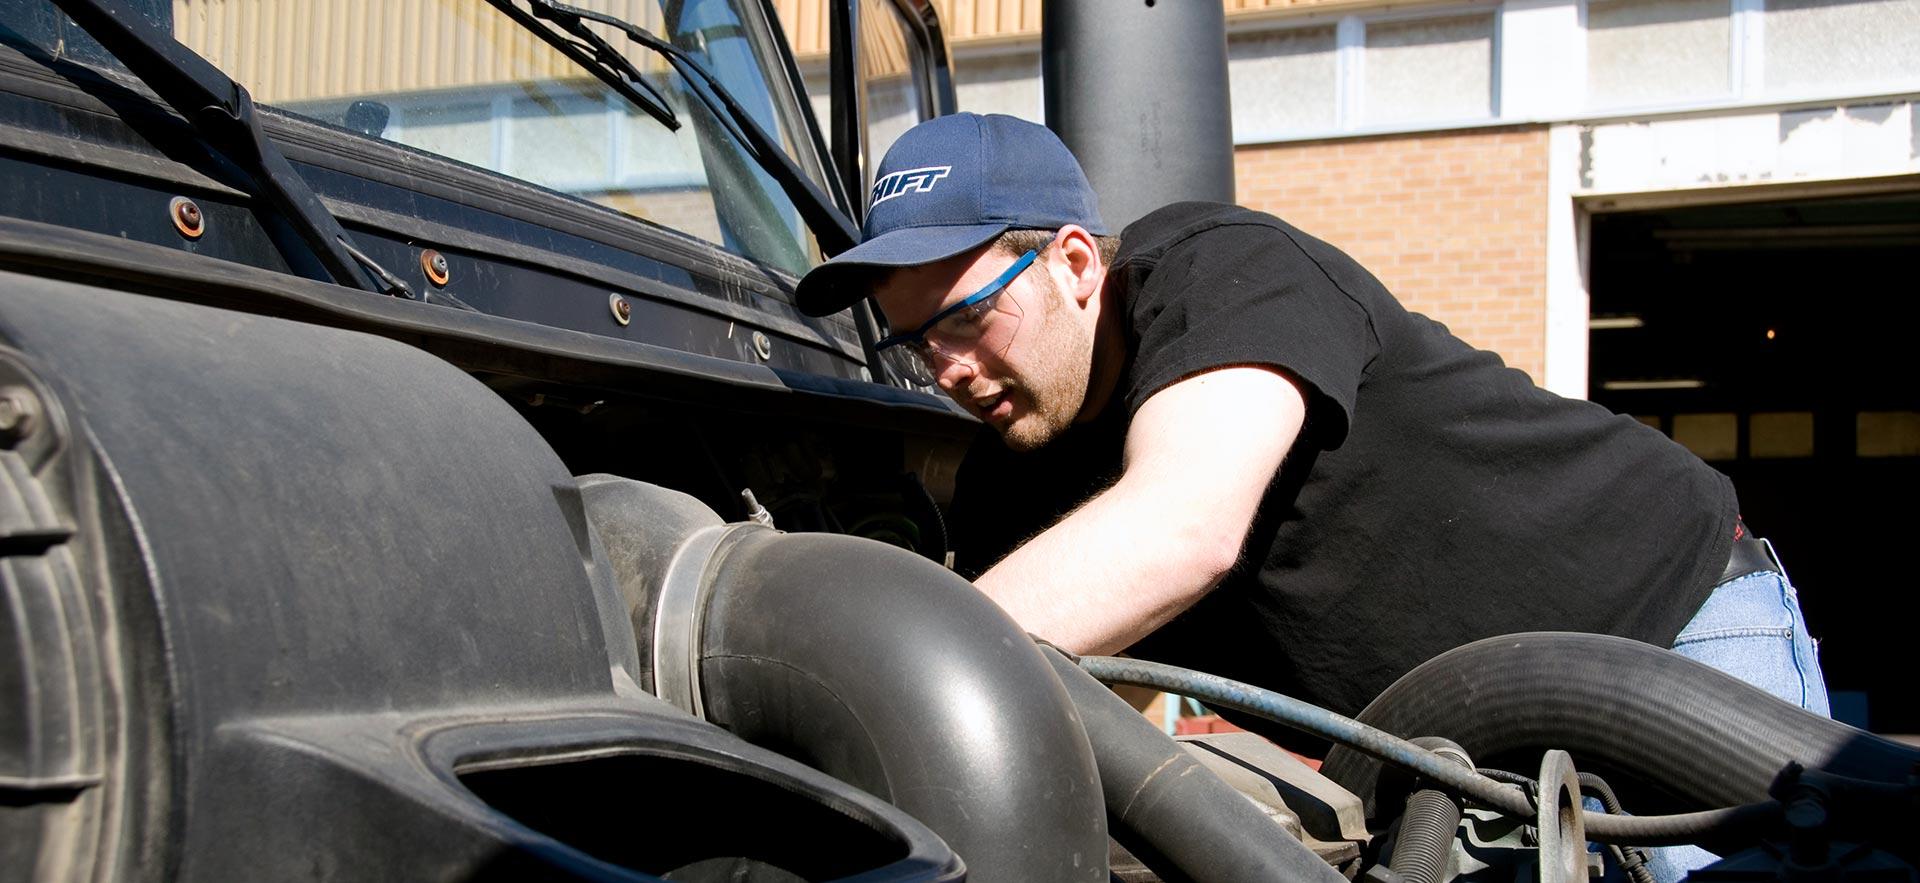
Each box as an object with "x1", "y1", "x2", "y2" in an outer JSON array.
[{"x1": 998, "y1": 286, "x2": 1093, "y2": 452}]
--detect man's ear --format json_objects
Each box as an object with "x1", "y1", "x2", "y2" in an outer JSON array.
[{"x1": 1052, "y1": 224, "x2": 1103, "y2": 308}]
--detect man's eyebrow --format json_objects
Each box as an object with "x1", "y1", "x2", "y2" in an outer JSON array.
[
  {"x1": 918, "y1": 289, "x2": 970, "y2": 320},
  {"x1": 879, "y1": 292, "x2": 943, "y2": 334}
]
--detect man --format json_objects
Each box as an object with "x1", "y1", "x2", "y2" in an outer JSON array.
[{"x1": 794, "y1": 112, "x2": 1828, "y2": 787}]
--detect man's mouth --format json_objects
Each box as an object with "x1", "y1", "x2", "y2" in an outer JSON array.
[{"x1": 971, "y1": 390, "x2": 1013, "y2": 422}]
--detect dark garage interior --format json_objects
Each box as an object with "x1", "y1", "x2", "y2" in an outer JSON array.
[{"x1": 1588, "y1": 188, "x2": 1920, "y2": 735}]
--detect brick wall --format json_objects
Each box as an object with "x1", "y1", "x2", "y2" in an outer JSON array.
[{"x1": 1234, "y1": 126, "x2": 1552, "y2": 382}]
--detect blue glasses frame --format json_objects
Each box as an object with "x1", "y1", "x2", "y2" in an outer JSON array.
[{"x1": 875, "y1": 249, "x2": 1039, "y2": 353}]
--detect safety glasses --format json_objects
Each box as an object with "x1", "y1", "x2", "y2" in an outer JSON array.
[{"x1": 876, "y1": 249, "x2": 1036, "y2": 386}]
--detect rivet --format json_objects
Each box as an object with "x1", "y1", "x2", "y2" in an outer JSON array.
[
  {"x1": 420, "y1": 249, "x2": 450, "y2": 287},
  {"x1": 609, "y1": 293, "x2": 632, "y2": 326},
  {"x1": 751, "y1": 330, "x2": 772, "y2": 360},
  {"x1": 169, "y1": 196, "x2": 204, "y2": 239}
]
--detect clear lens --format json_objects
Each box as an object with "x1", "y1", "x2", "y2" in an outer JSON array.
[
  {"x1": 927, "y1": 286, "x2": 1023, "y2": 364},
  {"x1": 876, "y1": 253, "x2": 1034, "y2": 388},
  {"x1": 930, "y1": 297, "x2": 996, "y2": 342},
  {"x1": 880, "y1": 344, "x2": 937, "y2": 387}
]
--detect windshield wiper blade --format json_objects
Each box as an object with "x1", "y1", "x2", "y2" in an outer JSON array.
[
  {"x1": 507, "y1": 0, "x2": 859, "y2": 254},
  {"x1": 483, "y1": 0, "x2": 679, "y2": 132},
  {"x1": 47, "y1": 0, "x2": 425, "y2": 302},
  {"x1": 484, "y1": 1, "x2": 880, "y2": 380}
]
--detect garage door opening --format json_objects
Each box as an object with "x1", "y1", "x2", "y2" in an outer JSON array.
[{"x1": 1587, "y1": 189, "x2": 1920, "y2": 734}]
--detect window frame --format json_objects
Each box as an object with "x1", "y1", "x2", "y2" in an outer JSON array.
[
  {"x1": 1580, "y1": 0, "x2": 1920, "y2": 114},
  {"x1": 1579, "y1": 0, "x2": 1742, "y2": 113},
  {"x1": 1226, "y1": 1, "x2": 1504, "y2": 145},
  {"x1": 1215, "y1": 0, "x2": 1920, "y2": 144}
]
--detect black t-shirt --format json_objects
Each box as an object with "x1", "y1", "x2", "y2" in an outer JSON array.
[{"x1": 950, "y1": 201, "x2": 1736, "y2": 723}]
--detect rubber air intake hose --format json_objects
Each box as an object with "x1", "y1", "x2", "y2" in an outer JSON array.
[
  {"x1": 1039, "y1": 647, "x2": 1348, "y2": 883},
  {"x1": 1389, "y1": 738, "x2": 1473, "y2": 883},
  {"x1": 691, "y1": 529, "x2": 1109, "y2": 883},
  {"x1": 1320, "y1": 633, "x2": 1920, "y2": 816}
]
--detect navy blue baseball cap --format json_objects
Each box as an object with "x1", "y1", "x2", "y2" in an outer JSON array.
[{"x1": 795, "y1": 112, "x2": 1108, "y2": 317}]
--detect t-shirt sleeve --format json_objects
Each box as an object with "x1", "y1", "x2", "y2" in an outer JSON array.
[{"x1": 1120, "y1": 221, "x2": 1378, "y2": 450}]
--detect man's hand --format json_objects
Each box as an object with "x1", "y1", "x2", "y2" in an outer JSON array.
[{"x1": 974, "y1": 365, "x2": 1307, "y2": 655}]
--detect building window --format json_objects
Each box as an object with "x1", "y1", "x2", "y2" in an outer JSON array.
[
  {"x1": 1227, "y1": 8, "x2": 1497, "y2": 142},
  {"x1": 396, "y1": 101, "x2": 495, "y2": 169},
  {"x1": 863, "y1": 74, "x2": 923, "y2": 172},
  {"x1": 1586, "y1": 0, "x2": 1733, "y2": 108},
  {"x1": 1673, "y1": 412, "x2": 1740, "y2": 461},
  {"x1": 1228, "y1": 25, "x2": 1339, "y2": 141},
  {"x1": 505, "y1": 90, "x2": 616, "y2": 190},
  {"x1": 1858, "y1": 411, "x2": 1920, "y2": 457},
  {"x1": 1763, "y1": 0, "x2": 1920, "y2": 94},
  {"x1": 1361, "y1": 13, "x2": 1496, "y2": 125},
  {"x1": 1750, "y1": 411, "x2": 1815, "y2": 458},
  {"x1": 168, "y1": 0, "x2": 829, "y2": 275},
  {"x1": 1583, "y1": 0, "x2": 1920, "y2": 110}
]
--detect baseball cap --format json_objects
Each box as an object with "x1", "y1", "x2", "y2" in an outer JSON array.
[{"x1": 794, "y1": 112, "x2": 1108, "y2": 317}]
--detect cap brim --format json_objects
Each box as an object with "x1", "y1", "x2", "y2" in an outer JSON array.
[{"x1": 795, "y1": 222, "x2": 1010, "y2": 317}]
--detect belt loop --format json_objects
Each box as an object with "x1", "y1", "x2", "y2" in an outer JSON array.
[{"x1": 1758, "y1": 536, "x2": 1790, "y2": 584}]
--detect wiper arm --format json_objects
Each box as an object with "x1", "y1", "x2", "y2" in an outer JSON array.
[
  {"x1": 47, "y1": 0, "x2": 429, "y2": 303},
  {"x1": 494, "y1": 0, "x2": 860, "y2": 254},
  {"x1": 483, "y1": 0, "x2": 680, "y2": 132}
]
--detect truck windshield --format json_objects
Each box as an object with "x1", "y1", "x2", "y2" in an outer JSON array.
[{"x1": 9, "y1": 0, "x2": 832, "y2": 278}]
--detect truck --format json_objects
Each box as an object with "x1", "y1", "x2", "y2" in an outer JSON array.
[{"x1": 2, "y1": 1, "x2": 1914, "y2": 880}]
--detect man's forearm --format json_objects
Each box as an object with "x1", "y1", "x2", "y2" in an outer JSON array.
[
  {"x1": 973, "y1": 476, "x2": 1238, "y2": 656},
  {"x1": 971, "y1": 366, "x2": 1307, "y2": 657}
]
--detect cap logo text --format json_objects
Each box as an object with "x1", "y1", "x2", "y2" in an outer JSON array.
[{"x1": 870, "y1": 165, "x2": 952, "y2": 208}]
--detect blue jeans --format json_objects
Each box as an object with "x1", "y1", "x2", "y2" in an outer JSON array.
[{"x1": 1643, "y1": 563, "x2": 1831, "y2": 883}]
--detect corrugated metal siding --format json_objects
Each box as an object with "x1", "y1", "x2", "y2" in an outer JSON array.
[
  {"x1": 767, "y1": 0, "x2": 920, "y2": 77},
  {"x1": 769, "y1": 0, "x2": 829, "y2": 57},
  {"x1": 772, "y1": 0, "x2": 1383, "y2": 61},
  {"x1": 172, "y1": 0, "x2": 671, "y2": 103},
  {"x1": 861, "y1": 3, "x2": 914, "y2": 78},
  {"x1": 170, "y1": 0, "x2": 1387, "y2": 102},
  {"x1": 1226, "y1": 0, "x2": 1374, "y2": 13},
  {"x1": 939, "y1": 0, "x2": 1042, "y2": 41}
]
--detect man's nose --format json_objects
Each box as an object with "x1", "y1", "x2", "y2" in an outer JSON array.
[{"x1": 932, "y1": 351, "x2": 975, "y2": 392}]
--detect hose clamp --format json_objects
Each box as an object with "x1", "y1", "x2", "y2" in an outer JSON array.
[{"x1": 651, "y1": 523, "x2": 765, "y2": 717}]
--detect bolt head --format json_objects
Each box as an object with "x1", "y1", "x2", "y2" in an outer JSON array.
[
  {"x1": 1785, "y1": 799, "x2": 1828, "y2": 830},
  {"x1": 0, "y1": 386, "x2": 39, "y2": 446},
  {"x1": 609, "y1": 293, "x2": 632, "y2": 326},
  {"x1": 169, "y1": 196, "x2": 205, "y2": 239},
  {"x1": 420, "y1": 249, "x2": 450, "y2": 286}
]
